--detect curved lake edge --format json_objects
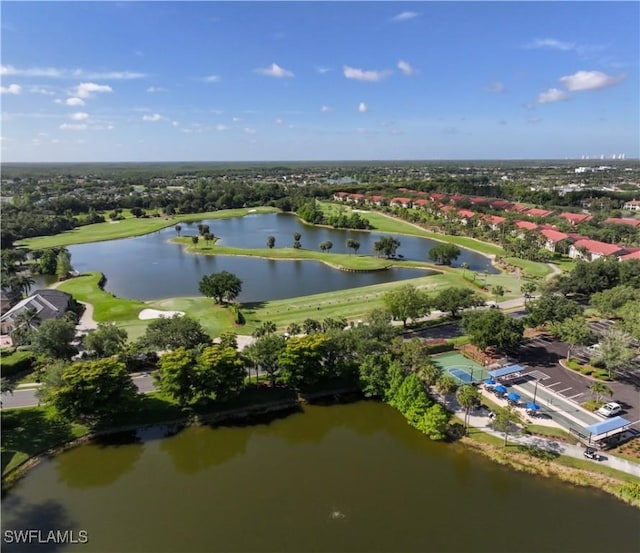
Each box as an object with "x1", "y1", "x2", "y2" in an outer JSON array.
[{"x1": 4, "y1": 393, "x2": 639, "y2": 509}]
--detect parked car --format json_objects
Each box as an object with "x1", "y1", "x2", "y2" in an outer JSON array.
[
  {"x1": 597, "y1": 402, "x2": 622, "y2": 418},
  {"x1": 583, "y1": 447, "x2": 602, "y2": 461}
]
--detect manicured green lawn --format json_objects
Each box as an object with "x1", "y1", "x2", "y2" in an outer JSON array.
[
  {"x1": 178, "y1": 241, "x2": 399, "y2": 271},
  {"x1": 319, "y1": 203, "x2": 506, "y2": 256},
  {"x1": 504, "y1": 257, "x2": 552, "y2": 278},
  {"x1": 18, "y1": 207, "x2": 278, "y2": 249},
  {"x1": 1, "y1": 406, "x2": 88, "y2": 477}
]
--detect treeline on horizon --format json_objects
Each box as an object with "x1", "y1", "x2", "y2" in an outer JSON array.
[{"x1": 1, "y1": 162, "x2": 638, "y2": 248}]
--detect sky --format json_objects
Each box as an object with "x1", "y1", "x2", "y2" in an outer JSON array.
[{"x1": 1, "y1": 1, "x2": 638, "y2": 162}]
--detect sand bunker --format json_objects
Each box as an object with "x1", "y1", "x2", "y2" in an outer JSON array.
[{"x1": 138, "y1": 309, "x2": 185, "y2": 320}]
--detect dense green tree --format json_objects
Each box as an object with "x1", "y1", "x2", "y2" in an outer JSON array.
[
  {"x1": 417, "y1": 360, "x2": 442, "y2": 386},
  {"x1": 266, "y1": 235, "x2": 276, "y2": 249},
  {"x1": 243, "y1": 333, "x2": 286, "y2": 386},
  {"x1": 590, "y1": 285, "x2": 640, "y2": 318},
  {"x1": 199, "y1": 271, "x2": 243, "y2": 304},
  {"x1": 415, "y1": 404, "x2": 450, "y2": 441},
  {"x1": 345, "y1": 238, "x2": 360, "y2": 255},
  {"x1": 435, "y1": 373, "x2": 458, "y2": 398},
  {"x1": 156, "y1": 347, "x2": 198, "y2": 406},
  {"x1": 373, "y1": 236, "x2": 401, "y2": 258},
  {"x1": 551, "y1": 316, "x2": 593, "y2": 361},
  {"x1": 384, "y1": 360, "x2": 406, "y2": 404},
  {"x1": 383, "y1": 284, "x2": 430, "y2": 327},
  {"x1": 84, "y1": 323, "x2": 128, "y2": 358},
  {"x1": 278, "y1": 333, "x2": 330, "y2": 391},
  {"x1": 191, "y1": 235, "x2": 199, "y2": 247},
  {"x1": 525, "y1": 293, "x2": 583, "y2": 328},
  {"x1": 428, "y1": 243, "x2": 461, "y2": 265},
  {"x1": 197, "y1": 345, "x2": 246, "y2": 402},
  {"x1": 50, "y1": 358, "x2": 138, "y2": 424},
  {"x1": 319, "y1": 240, "x2": 333, "y2": 253},
  {"x1": 175, "y1": 224, "x2": 182, "y2": 236},
  {"x1": 358, "y1": 353, "x2": 392, "y2": 398},
  {"x1": 433, "y1": 287, "x2": 484, "y2": 318},
  {"x1": 521, "y1": 281, "x2": 538, "y2": 302},
  {"x1": 619, "y1": 301, "x2": 640, "y2": 339},
  {"x1": 456, "y1": 384, "x2": 481, "y2": 433},
  {"x1": 56, "y1": 249, "x2": 73, "y2": 280},
  {"x1": 302, "y1": 318, "x2": 322, "y2": 334},
  {"x1": 286, "y1": 322, "x2": 301, "y2": 335},
  {"x1": 140, "y1": 314, "x2": 211, "y2": 351},
  {"x1": 462, "y1": 310, "x2": 524, "y2": 352},
  {"x1": 30, "y1": 317, "x2": 77, "y2": 360},
  {"x1": 593, "y1": 328, "x2": 635, "y2": 379},
  {"x1": 293, "y1": 232, "x2": 302, "y2": 249},
  {"x1": 218, "y1": 332, "x2": 238, "y2": 350}
]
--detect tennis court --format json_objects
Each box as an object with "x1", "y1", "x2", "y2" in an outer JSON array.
[{"x1": 431, "y1": 351, "x2": 490, "y2": 384}]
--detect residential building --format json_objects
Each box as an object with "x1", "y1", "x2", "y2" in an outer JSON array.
[
  {"x1": 569, "y1": 239, "x2": 626, "y2": 261},
  {"x1": 604, "y1": 217, "x2": 640, "y2": 228},
  {"x1": 0, "y1": 289, "x2": 73, "y2": 336},
  {"x1": 623, "y1": 200, "x2": 640, "y2": 212},
  {"x1": 540, "y1": 229, "x2": 571, "y2": 253},
  {"x1": 559, "y1": 212, "x2": 593, "y2": 226}
]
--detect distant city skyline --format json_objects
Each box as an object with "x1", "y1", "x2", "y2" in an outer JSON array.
[{"x1": 1, "y1": 1, "x2": 638, "y2": 162}]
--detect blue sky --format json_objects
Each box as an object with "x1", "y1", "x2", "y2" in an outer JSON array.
[{"x1": 1, "y1": 1, "x2": 638, "y2": 162}]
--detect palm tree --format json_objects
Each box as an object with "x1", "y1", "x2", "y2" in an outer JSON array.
[
  {"x1": 174, "y1": 224, "x2": 182, "y2": 236},
  {"x1": 456, "y1": 384, "x2": 481, "y2": 434},
  {"x1": 460, "y1": 262, "x2": 469, "y2": 279},
  {"x1": 293, "y1": 232, "x2": 302, "y2": 249},
  {"x1": 590, "y1": 382, "x2": 613, "y2": 404},
  {"x1": 191, "y1": 236, "x2": 199, "y2": 248},
  {"x1": 266, "y1": 236, "x2": 276, "y2": 249},
  {"x1": 352, "y1": 240, "x2": 360, "y2": 255}
]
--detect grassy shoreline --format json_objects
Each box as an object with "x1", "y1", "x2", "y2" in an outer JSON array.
[{"x1": 17, "y1": 207, "x2": 278, "y2": 249}]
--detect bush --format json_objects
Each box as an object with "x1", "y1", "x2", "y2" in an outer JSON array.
[
  {"x1": 582, "y1": 399, "x2": 603, "y2": 412},
  {"x1": 423, "y1": 342, "x2": 454, "y2": 354},
  {"x1": 462, "y1": 273, "x2": 487, "y2": 290},
  {"x1": 0, "y1": 350, "x2": 35, "y2": 377},
  {"x1": 594, "y1": 370, "x2": 613, "y2": 381},
  {"x1": 580, "y1": 366, "x2": 594, "y2": 376},
  {"x1": 566, "y1": 359, "x2": 582, "y2": 371},
  {"x1": 229, "y1": 304, "x2": 245, "y2": 325}
]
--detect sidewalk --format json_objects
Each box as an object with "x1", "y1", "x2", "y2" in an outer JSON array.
[{"x1": 452, "y1": 395, "x2": 640, "y2": 478}]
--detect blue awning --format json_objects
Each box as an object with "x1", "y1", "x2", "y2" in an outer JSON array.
[
  {"x1": 488, "y1": 365, "x2": 525, "y2": 378},
  {"x1": 526, "y1": 403, "x2": 540, "y2": 411},
  {"x1": 494, "y1": 385, "x2": 507, "y2": 394},
  {"x1": 484, "y1": 378, "x2": 496, "y2": 386},
  {"x1": 584, "y1": 417, "x2": 631, "y2": 437},
  {"x1": 507, "y1": 392, "x2": 521, "y2": 402}
]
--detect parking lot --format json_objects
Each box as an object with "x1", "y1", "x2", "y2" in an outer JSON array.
[{"x1": 505, "y1": 334, "x2": 640, "y2": 426}]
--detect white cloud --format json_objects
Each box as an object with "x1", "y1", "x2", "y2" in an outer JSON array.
[
  {"x1": 485, "y1": 81, "x2": 506, "y2": 93},
  {"x1": 274, "y1": 118, "x2": 284, "y2": 125},
  {"x1": 536, "y1": 88, "x2": 570, "y2": 104},
  {"x1": 320, "y1": 105, "x2": 333, "y2": 113},
  {"x1": 315, "y1": 67, "x2": 331, "y2": 74},
  {"x1": 254, "y1": 63, "x2": 294, "y2": 78},
  {"x1": 74, "y1": 82, "x2": 113, "y2": 99},
  {"x1": 216, "y1": 124, "x2": 228, "y2": 131},
  {"x1": 1, "y1": 65, "x2": 144, "y2": 79},
  {"x1": 203, "y1": 75, "x2": 220, "y2": 83},
  {"x1": 0, "y1": 84, "x2": 21, "y2": 95},
  {"x1": 397, "y1": 60, "x2": 414, "y2": 76},
  {"x1": 358, "y1": 102, "x2": 368, "y2": 113},
  {"x1": 171, "y1": 121, "x2": 180, "y2": 127},
  {"x1": 559, "y1": 70, "x2": 626, "y2": 91},
  {"x1": 244, "y1": 127, "x2": 257, "y2": 135},
  {"x1": 390, "y1": 11, "x2": 418, "y2": 22},
  {"x1": 30, "y1": 86, "x2": 55, "y2": 95},
  {"x1": 70, "y1": 112, "x2": 89, "y2": 121},
  {"x1": 232, "y1": 117, "x2": 242, "y2": 122},
  {"x1": 59, "y1": 123, "x2": 87, "y2": 131},
  {"x1": 147, "y1": 86, "x2": 168, "y2": 93},
  {"x1": 344, "y1": 66, "x2": 392, "y2": 82},
  {"x1": 525, "y1": 38, "x2": 575, "y2": 51},
  {"x1": 142, "y1": 113, "x2": 164, "y2": 121},
  {"x1": 63, "y1": 97, "x2": 85, "y2": 106}
]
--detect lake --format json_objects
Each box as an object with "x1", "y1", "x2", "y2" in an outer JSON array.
[
  {"x1": 2, "y1": 402, "x2": 637, "y2": 553},
  {"x1": 66, "y1": 213, "x2": 496, "y2": 302}
]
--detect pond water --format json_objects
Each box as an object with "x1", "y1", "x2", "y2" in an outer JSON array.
[
  {"x1": 2, "y1": 402, "x2": 637, "y2": 553},
  {"x1": 67, "y1": 213, "x2": 496, "y2": 302}
]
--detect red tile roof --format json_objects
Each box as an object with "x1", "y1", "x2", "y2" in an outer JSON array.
[
  {"x1": 390, "y1": 197, "x2": 412, "y2": 204},
  {"x1": 458, "y1": 209, "x2": 476, "y2": 218},
  {"x1": 470, "y1": 197, "x2": 489, "y2": 204},
  {"x1": 515, "y1": 220, "x2": 538, "y2": 230},
  {"x1": 490, "y1": 199, "x2": 512, "y2": 209},
  {"x1": 605, "y1": 217, "x2": 640, "y2": 228},
  {"x1": 619, "y1": 251, "x2": 640, "y2": 261},
  {"x1": 486, "y1": 215, "x2": 506, "y2": 225},
  {"x1": 559, "y1": 212, "x2": 593, "y2": 225},
  {"x1": 540, "y1": 229, "x2": 570, "y2": 243},
  {"x1": 511, "y1": 204, "x2": 530, "y2": 212},
  {"x1": 573, "y1": 239, "x2": 625, "y2": 256},
  {"x1": 526, "y1": 208, "x2": 555, "y2": 218},
  {"x1": 413, "y1": 199, "x2": 429, "y2": 207}
]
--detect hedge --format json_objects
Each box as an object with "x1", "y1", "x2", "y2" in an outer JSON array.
[{"x1": 1, "y1": 350, "x2": 35, "y2": 377}]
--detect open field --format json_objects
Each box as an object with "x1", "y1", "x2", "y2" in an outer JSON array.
[{"x1": 18, "y1": 207, "x2": 278, "y2": 249}]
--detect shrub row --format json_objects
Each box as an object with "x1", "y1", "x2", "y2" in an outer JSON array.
[
  {"x1": 228, "y1": 304, "x2": 245, "y2": 325},
  {"x1": 1, "y1": 351, "x2": 35, "y2": 377},
  {"x1": 462, "y1": 273, "x2": 487, "y2": 290}
]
